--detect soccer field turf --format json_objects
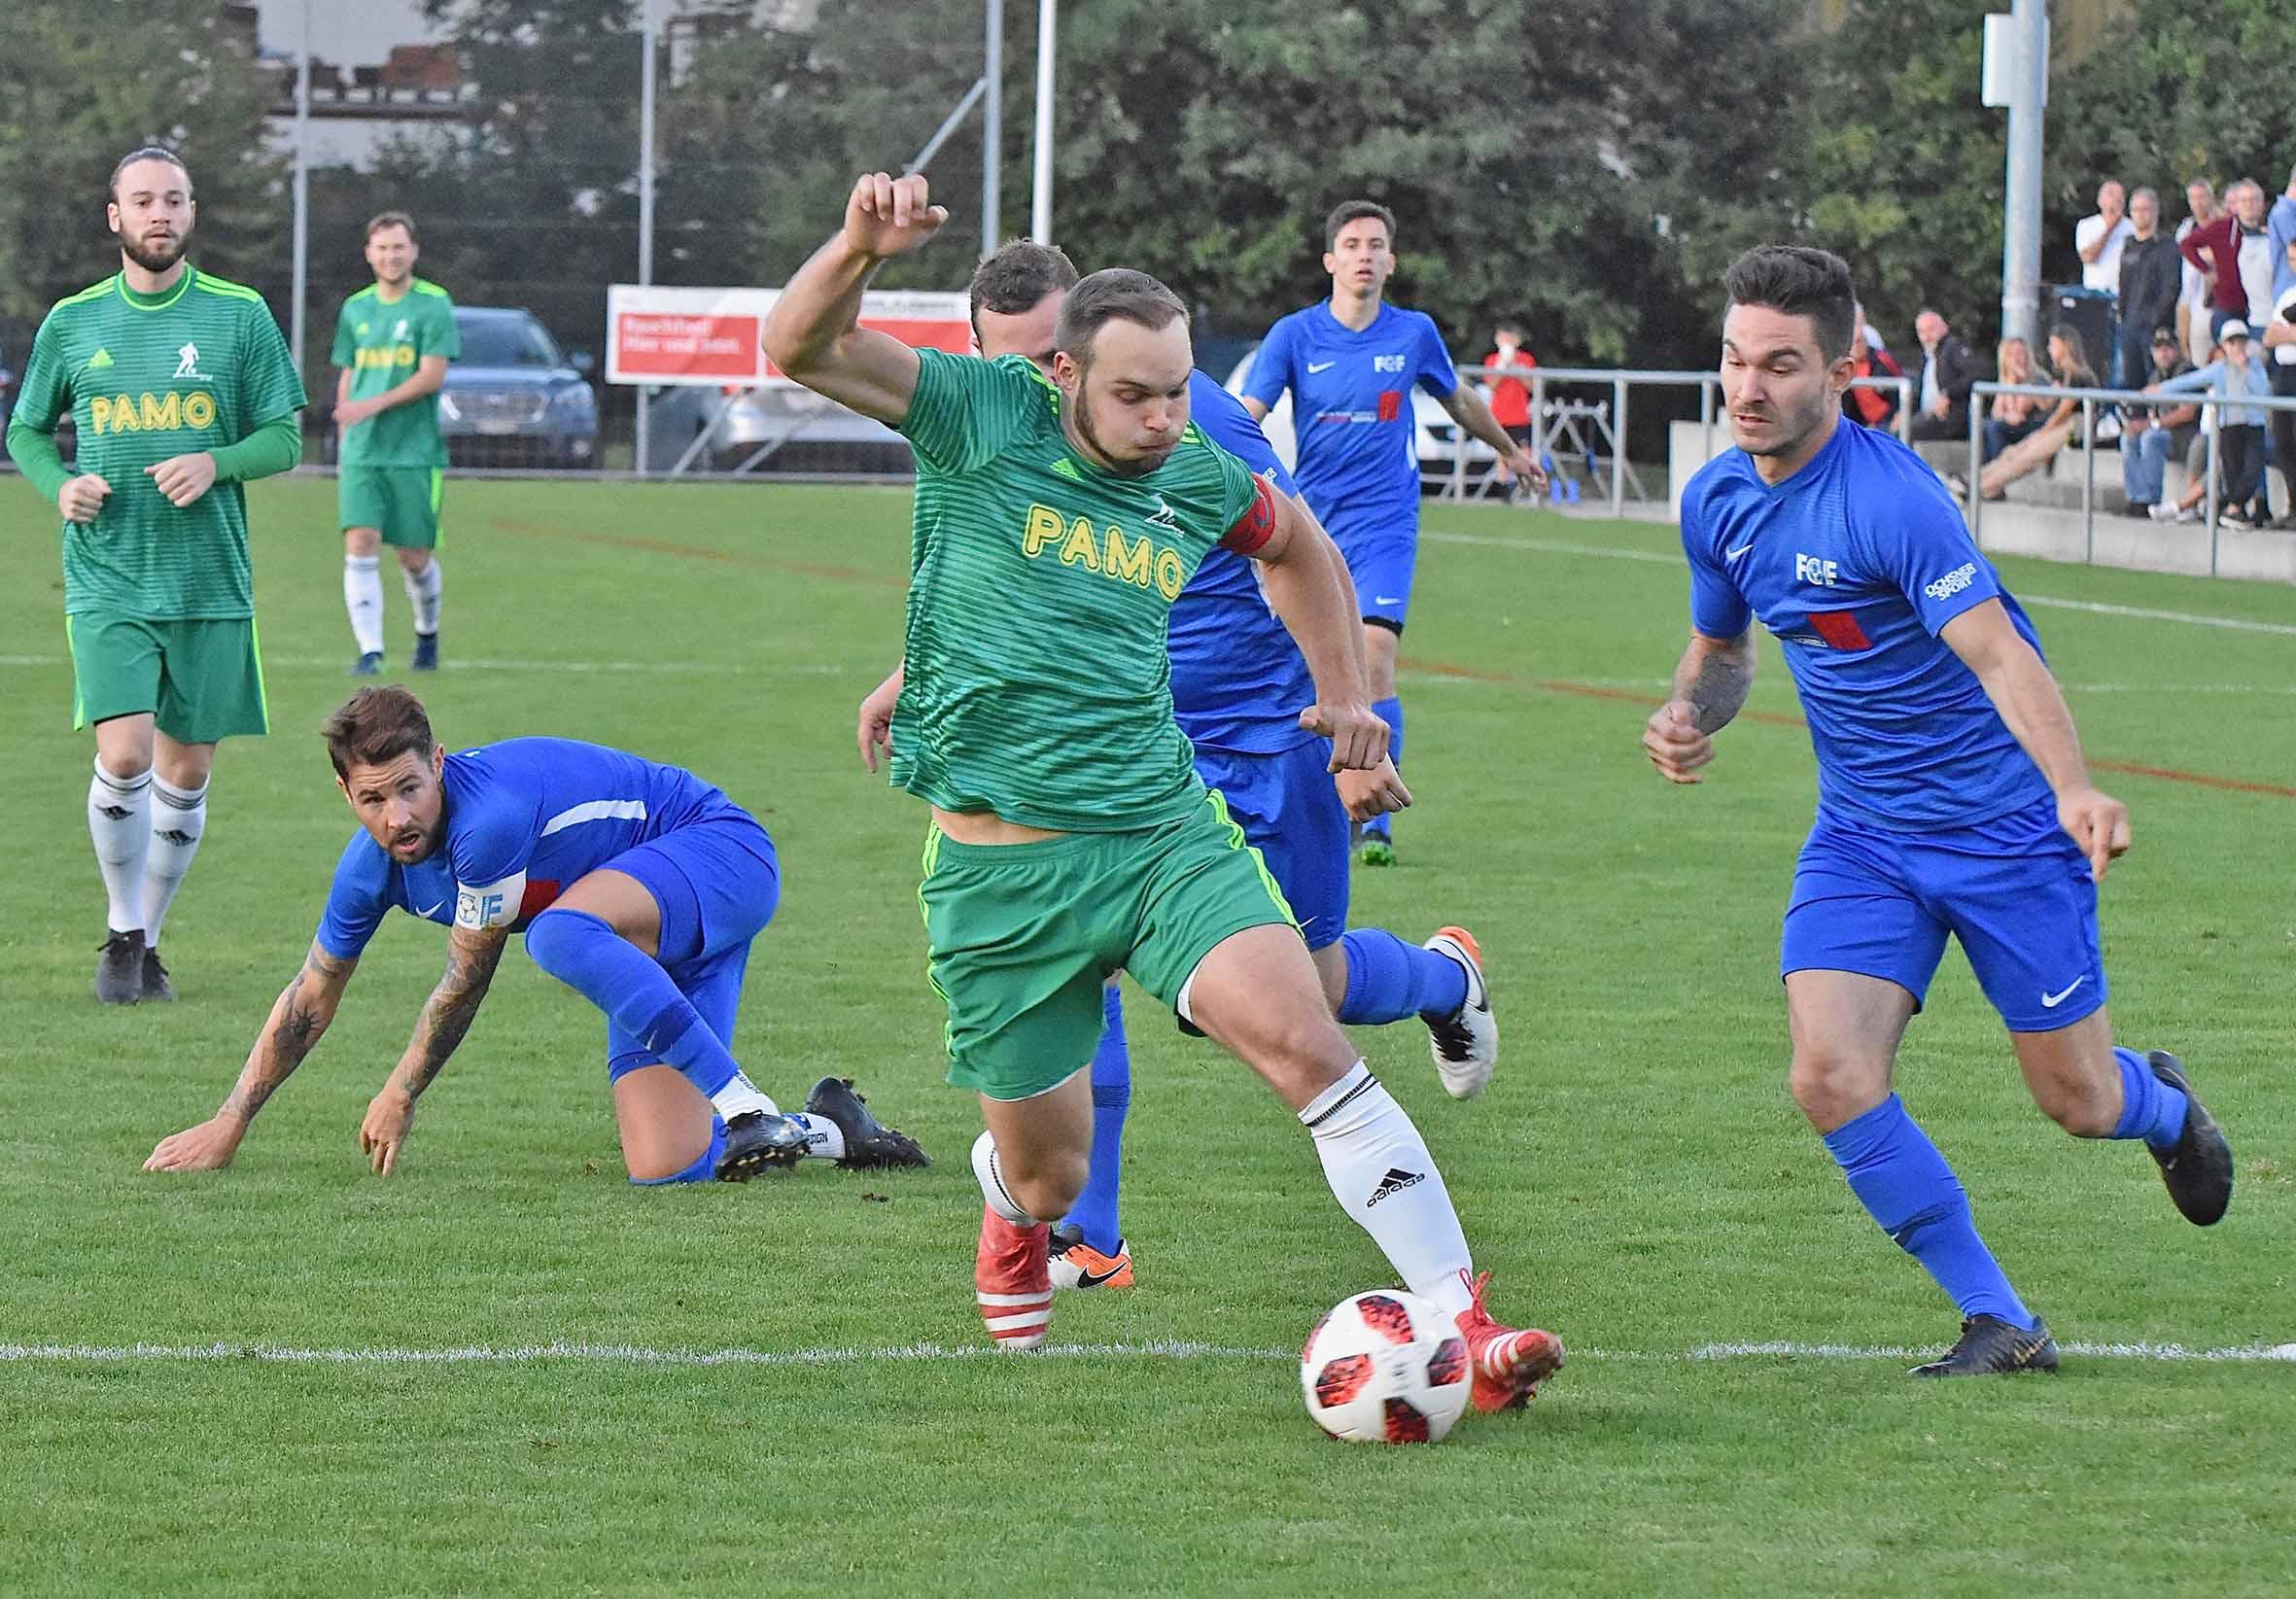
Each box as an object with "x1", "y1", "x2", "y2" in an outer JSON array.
[{"x1": 2, "y1": 475, "x2": 2290, "y2": 1596}]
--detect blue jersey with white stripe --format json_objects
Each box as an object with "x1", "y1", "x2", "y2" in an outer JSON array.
[
  {"x1": 1679, "y1": 417, "x2": 2053, "y2": 831},
  {"x1": 1241, "y1": 300, "x2": 1457, "y2": 525},
  {"x1": 316, "y1": 738, "x2": 735, "y2": 957},
  {"x1": 1166, "y1": 371, "x2": 1316, "y2": 753}
]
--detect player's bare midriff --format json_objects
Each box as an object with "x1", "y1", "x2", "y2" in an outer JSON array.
[{"x1": 931, "y1": 807, "x2": 1065, "y2": 846}]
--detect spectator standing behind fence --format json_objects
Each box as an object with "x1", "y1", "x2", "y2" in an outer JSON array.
[
  {"x1": 2176, "y1": 179, "x2": 2221, "y2": 365},
  {"x1": 2180, "y1": 179, "x2": 2274, "y2": 340},
  {"x1": 2116, "y1": 190, "x2": 2180, "y2": 398},
  {"x1": 2076, "y1": 181, "x2": 2135, "y2": 293},
  {"x1": 2119, "y1": 328, "x2": 2199, "y2": 517},
  {"x1": 1982, "y1": 338, "x2": 2045, "y2": 463},
  {"x1": 1978, "y1": 328, "x2": 2096, "y2": 502},
  {"x1": 2148, "y1": 320, "x2": 2274, "y2": 527},
  {"x1": 2265, "y1": 233, "x2": 2296, "y2": 519},
  {"x1": 2268, "y1": 167, "x2": 2296, "y2": 301},
  {"x1": 1908, "y1": 310, "x2": 1979, "y2": 441},
  {"x1": 1479, "y1": 323, "x2": 1538, "y2": 497},
  {"x1": 1844, "y1": 306, "x2": 1903, "y2": 431}
]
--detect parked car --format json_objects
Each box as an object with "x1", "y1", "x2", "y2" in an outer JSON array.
[
  {"x1": 1220, "y1": 344, "x2": 1499, "y2": 490},
  {"x1": 439, "y1": 307, "x2": 598, "y2": 469},
  {"x1": 642, "y1": 380, "x2": 913, "y2": 474}
]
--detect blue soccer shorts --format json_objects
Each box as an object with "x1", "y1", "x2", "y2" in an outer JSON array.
[
  {"x1": 1324, "y1": 506, "x2": 1419, "y2": 633},
  {"x1": 601, "y1": 809, "x2": 782, "y2": 1081},
  {"x1": 1193, "y1": 739, "x2": 1349, "y2": 953},
  {"x1": 1781, "y1": 796, "x2": 2107, "y2": 1033}
]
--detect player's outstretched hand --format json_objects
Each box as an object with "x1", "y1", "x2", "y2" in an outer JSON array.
[
  {"x1": 360, "y1": 1091, "x2": 415, "y2": 1176},
  {"x1": 843, "y1": 172, "x2": 948, "y2": 261},
  {"x1": 1644, "y1": 698, "x2": 1714, "y2": 783},
  {"x1": 1506, "y1": 447, "x2": 1548, "y2": 497},
  {"x1": 58, "y1": 472, "x2": 112, "y2": 524},
  {"x1": 856, "y1": 666, "x2": 902, "y2": 772},
  {"x1": 1336, "y1": 758, "x2": 1411, "y2": 822},
  {"x1": 144, "y1": 1115, "x2": 243, "y2": 1172},
  {"x1": 2058, "y1": 784, "x2": 2131, "y2": 880},
  {"x1": 1300, "y1": 702, "x2": 1389, "y2": 772},
  {"x1": 146, "y1": 451, "x2": 218, "y2": 509}
]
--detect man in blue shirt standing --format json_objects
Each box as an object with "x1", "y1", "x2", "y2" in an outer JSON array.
[
  {"x1": 1242, "y1": 201, "x2": 1543, "y2": 865},
  {"x1": 1644, "y1": 246, "x2": 2233, "y2": 1376}
]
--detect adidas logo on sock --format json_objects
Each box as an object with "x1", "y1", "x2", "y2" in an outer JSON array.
[
  {"x1": 1366, "y1": 1166, "x2": 1425, "y2": 1207},
  {"x1": 98, "y1": 806, "x2": 132, "y2": 822},
  {"x1": 156, "y1": 829, "x2": 196, "y2": 848}
]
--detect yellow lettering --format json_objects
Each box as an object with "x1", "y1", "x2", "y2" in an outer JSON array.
[
  {"x1": 1022, "y1": 504, "x2": 1064, "y2": 558},
  {"x1": 109, "y1": 394, "x2": 141, "y2": 433},
  {"x1": 1059, "y1": 516, "x2": 1101, "y2": 572},
  {"x1": 1103, "y1": 524, "x2": 1152, "y2": 587},
  {"x1": 139, "y1": 392, "x2": 181, "y2": 431},
  {"x1": 1154, "y1": 548, "x2": 1185, "y2": 601},
  {"x1": 89, "y1": 397, "x2": 114, "y2": 435},
  {"x1": 183, "y1": 391, "x2": 216, "y2": 429},
  {"x1": 397, "y1": 342, "x2": 417, "y2": 365}
]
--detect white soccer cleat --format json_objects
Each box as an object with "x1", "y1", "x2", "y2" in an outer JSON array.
[{"x1": 1423, "y1": 926, "x2": 1497, "y2": 1098}]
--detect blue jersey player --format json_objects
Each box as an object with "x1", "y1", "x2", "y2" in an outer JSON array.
[
  {"x1": 1241, "y1": 199, "x2": 1542, "y2": 864},
  {"x1": 146, "y1": 685, "x2": 927, "y2": 1183},
  {"x1": 1645, "y1": 246, "x2": 2233, "y2": 1376},
  {"x1": 855, "y1": 241, "x2": 1502, "y2": 1290}
]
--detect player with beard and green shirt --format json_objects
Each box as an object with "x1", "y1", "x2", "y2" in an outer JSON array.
[
  {"x1": 762, "y1": 172, "x2": 1565, "y2": 1411},
  {"x1": 6, "y1": 148, "x2": 306, "y2": 1006}
]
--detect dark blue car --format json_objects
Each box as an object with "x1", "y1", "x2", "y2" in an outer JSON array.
[{"x1": 438, "y1": 306, "x2": 598, "y2": 469}]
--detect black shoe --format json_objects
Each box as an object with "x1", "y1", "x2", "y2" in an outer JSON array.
[
  {"x1": 411, "y1": 632, "x2": 439, "y2": 672},
  {"x1": 714, "y1": 1110, "x2": 809, "y2": 1180},
  {"x1": 95, "y1": 928, "x2": 144, "y2": 1004},
  {"x1": 349, "y1": 650, "x2": 383, "y2": 677},
  {"x1": 139, "y1": 945, "x2": 176, "y2": 1003},
  {"x1": 1908, "y1": 1314, "x2": 2060, "y2": 1377},
  {"x1": 2144, "y1": 1050, "x2": 2233, "y2": 1226},
  {"x1": 803, "y1": 1075, "x2": 931, "y2": 1168}
]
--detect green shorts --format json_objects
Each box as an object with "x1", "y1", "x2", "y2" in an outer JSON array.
[
  {"x1": 919, "y1": 789, "x2": 1297, "y2": 1100},
  {"x1": 66, "y1": 611, "x2": 268, "y2": 744},
  {"x1": 339, "y1": 465, "x2": 444, "y2": 548}
]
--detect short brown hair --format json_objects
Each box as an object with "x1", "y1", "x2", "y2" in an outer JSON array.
[
  {"x1": 110, "y1": 146, "x2": 191, "y2": 202},
  {"x1": 365, "y1": 210, "x2": 418, "y2": 243},
  {"x1": 1324, "y1": 199, "x2": 1396, "y2": 251},
  {"x1": 1053, "y1": 268, "x2": 1188, "y2": 367},
  {"x1": 969, "y1": 239, "x2": 1079, "y2": 335},
  {"x1": 321, "y1": 686, "x2": 435, "y2": 781}
]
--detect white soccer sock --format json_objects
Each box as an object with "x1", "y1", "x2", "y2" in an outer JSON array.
[
  {"x1": 1300, "y1": 1062, "x2": 1475, "y2": 1316},
  {"x1": 142, "y1": 773, "x2": 208, "y2": 950},
  {"x1": 402, "y1": 557, "x2": 441, "y2": 636},
  {"x1": 87, "y1": 758, "x2": 153, "y2": 933},
  {"x1": 344, "y1": 555, "x2": 385, "y2": 655},
  {"x1": 971, "y1": 1130, "x2": 1038, "y2": 1226},
  {"x1": 709, "y1": 1072, "x2": 778, "y2": 1124},
  {"x1": 787, "y1": 1113, "x2": 848, "y2": 1163}
]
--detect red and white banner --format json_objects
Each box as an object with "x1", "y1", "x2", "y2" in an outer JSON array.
[{"x1": 606, "y1": 285, "x2": 972, "y2": 387}]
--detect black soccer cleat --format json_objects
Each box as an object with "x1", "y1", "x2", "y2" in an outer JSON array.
[
  {"x1": 1908, "y1": 1314, "x2": 2060, "y2": 1377},
  {"x1": 411, "y1": 632, "x2": 439, "y2": 673},
  {"x1": 139, "y1": 945, "x2": 176, "y2": 1003},
  {"x1": 95, "y1": 928, "x2": 145, "y2": 1005},
  {"x1": 349, "y1": 650, "x2": 384, "y2": 678},
  {"x1": 803, "y1": 1075, "x2": 931, "y2": 1168},
  {"x1": 714, "y1": 1110, "x2": 809, "y2": 1180},
  {"x1": 2144, "y1": 1050, "x2": 2233, "y2": 1227}
]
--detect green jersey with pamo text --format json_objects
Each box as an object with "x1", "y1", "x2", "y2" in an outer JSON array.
[
  {"x1": 16, "y1": 268, "x2": 305, "y2": 619},
  {"x1": 890, "y1": 349, "x2": 1267, "y2": 833},
  {"x1": 330, "y1": 278, "x2": 458, "y2": 467}
]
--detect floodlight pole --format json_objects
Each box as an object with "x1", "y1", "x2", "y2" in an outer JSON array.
[
  {"x1": 290, "y1": 0, "x2": 312, "y2": 379},
  {"x1": 1997, "y1": 0, "x2": 2047, "y2": 345},
  {"x1": 636, "y1": 0, "x2": 657, "y2": 472},
  {"x1": 1029, "y1": 0, "x2": 1055, "y2": 243},
  {"x1": 983, "y1": 0, "x2": 1002, "y2": 259}
]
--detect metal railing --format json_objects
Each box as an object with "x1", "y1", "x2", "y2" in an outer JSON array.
[{"x1": 1964, "y1": 379, "x2": 2296, "y2": 575}]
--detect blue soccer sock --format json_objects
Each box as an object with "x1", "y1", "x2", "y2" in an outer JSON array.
[
  {"x1": 2110, "y1": 1047, "x2": 2188, "y2": 1151},
  {"x1": 1363, "y1": 695, "x2": 1403, "y2": 840},
  {"x1": 1336, "y1": 928, "x2": 1468, "y2": 1025},
  {"x1": 1822, "y1": 1095, "x2": 2035, "y2": 1330},
  {"x1": 525, "y1": 908, "x2": 742, "y2": 1100},
  {"x1": 1059, "y1": 986, "x2": 1131, "y2": 1254}
]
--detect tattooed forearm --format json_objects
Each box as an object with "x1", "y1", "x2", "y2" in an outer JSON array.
[
  {"x1": 1675, "y1": 636, "x2": 1757, "y2": 734},
  {"x1": 398, "y1": 932, "x2": 505, "y2": 1098},
  {"x1": 221, "y1": 944, "x2": 357, "y2": 1126}
]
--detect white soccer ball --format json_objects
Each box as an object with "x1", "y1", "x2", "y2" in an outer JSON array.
[{"x1": 1299, "y1": 1288, "x2": 1471, "y2": 1444}]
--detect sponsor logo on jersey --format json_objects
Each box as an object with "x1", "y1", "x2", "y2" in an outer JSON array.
[
  {"x1": 87, "y1": 390, "x2": 220, "y2": 435},
  {"x1": 1794, "y1": 552, "x2": 1840, "y2": 586},
  {"x1": 1373, "y1": 354, "x2": 1407, "y2": 373},
  {"x1": 393, "y1": 318, "x2": 410, "y2": 341},
  {"x1": 1924, "y1": 561, "x2": 1979, "y2": 602},
  {"x1": 87, "y1": 348, "x2": 115, "y2": 370},
  {"x1": 173, "y1": 342, "x2": 209, "y2": 380},
  {"x1": 1022, "y1": 502, "x2": 1190, "y2": 600},
  {"x1": 354, "y1": 343, "x2": 418, "y2": 371}
]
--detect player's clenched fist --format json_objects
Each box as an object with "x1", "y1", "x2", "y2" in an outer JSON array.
[
  {"x1": 842, "y1": 171, "x2": 949, "y2": 261},
  {"x1": 1300, "y1": 701, "x2": 1389, "y2": 772},
  {"x1": 1644, "y1": 698, "x2": 1714, "y2": 783},
  {"x1": 146, "y1": 451, "x2": 218, "y2": 509},
  {"x1": 57, "y1": 472, "x2": 112, "y2": 524}
]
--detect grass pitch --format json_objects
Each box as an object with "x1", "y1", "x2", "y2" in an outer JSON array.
[{"x1": 1, "y1": 476, "x2": 2290, "y2": 1597}]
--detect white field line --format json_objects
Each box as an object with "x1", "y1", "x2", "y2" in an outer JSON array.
[
  {"x1": 2, "y1": 1338, "x2": 2290, "y2": 1368},
  {"x1": 1420, "y1": 528, "x2": 2296, "y2": 637},
  {"x1": 0, "y1": 655, "x2": 854, "y2": 676}
]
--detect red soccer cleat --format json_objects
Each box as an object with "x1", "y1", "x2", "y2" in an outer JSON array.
[
  {"x1": 975, "y1": 1204, "x2": 1054, "y2": 1351},
  {"x1": 1452, "y1": 1269, "x2": 1564, "y2": 1412}
]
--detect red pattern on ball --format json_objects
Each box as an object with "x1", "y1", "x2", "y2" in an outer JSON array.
[
  {"x1": 1382, "y1": 1398, "x2": 1432, "y2": 1443},
  {"x1": 1313, "y1": 1353, "x2": 1374, "y2": 1408},
  {"x1": 1357, "y1": 1294, "x2": 1416, "y2": 1346},
  {"x1": 1426, "y1": 1336, "x2": 1468, "y2": 1387}
]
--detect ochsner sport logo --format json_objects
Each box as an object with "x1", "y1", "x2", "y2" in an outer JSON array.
[{"x1": 1924, "y1": 561, "x2": 1979, "y2": 603}]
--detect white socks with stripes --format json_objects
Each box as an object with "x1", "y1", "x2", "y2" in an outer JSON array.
[
  {"x1": 403, "y1": 557, "x2": 442, "y2": 636},
  {"x1": 142, "y1": 773, "x2": 207, "y2": 950},
  {"x1": 345, "y1": 555, "x2": 385, "y2": 655},
  {"x1": 1300, "y1": 1061, "x2": 1476, "y2": 1317},
  {"x1": 88, "y1": 758, "x2": 152, "y2": 933}
]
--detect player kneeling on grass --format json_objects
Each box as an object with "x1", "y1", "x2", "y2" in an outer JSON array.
[{"x1": 144, "y1": 685, "x2": 927, "y2": 1183}]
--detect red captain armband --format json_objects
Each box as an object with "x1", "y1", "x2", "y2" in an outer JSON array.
[{"x1": 1219, "y1": 473, "x2": 1279, "y2": 556}]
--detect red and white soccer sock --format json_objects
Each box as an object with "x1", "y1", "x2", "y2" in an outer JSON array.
[
  {"x1": 344, "y1": 555, "x2": 386, "y2": 655},
  {"x1": 141, "y1": 773, "x2": 208, "y2": 950},
  {"x1": 402, "y1": 558, "x2": 441, "y2": 637},
  {"x1": 1299, "y1": 1061, "x2": 1476, "y2": 1317},
  {"x1": 87, "y1": 757, "x2": 152, "y2": 934}
]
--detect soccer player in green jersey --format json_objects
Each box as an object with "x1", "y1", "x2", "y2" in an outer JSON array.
[
  {"x1": 765, "y1": 173, "x2": 1563, "y2": 1410},
  {"x1": 6, "y1": 148, "x2": 307, "y2": 1004},
  {"x1": 330, "y1": 210, "x2": 458, "y2": 675}
]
